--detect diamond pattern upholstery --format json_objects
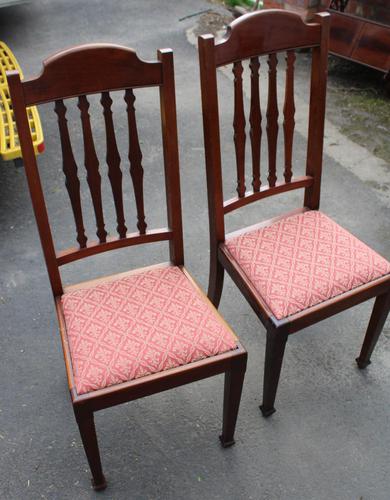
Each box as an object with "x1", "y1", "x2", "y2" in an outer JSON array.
[
  {"x1": 62, "y1": 265, "x2": 238, "y2": 395},
  {"x1": 225, "y1": 210, "x2": 390, "y2": 320}
]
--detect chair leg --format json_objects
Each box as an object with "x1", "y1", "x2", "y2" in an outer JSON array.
[
  {"x1": 356, "y1": 292, "x2": 390, "y2": 369},
  {"x1": 260, "y1": 330, "x2": 288, "y2": 418},
  {"x1": 74, "y1": 409, "x2": 107, "y2": 491},
  {"x1": 208, "y1": 252, "x2": 224, "y2": 308},
  {"x1": 220, "y1": 353, "x2": 247, "y2": 448}
]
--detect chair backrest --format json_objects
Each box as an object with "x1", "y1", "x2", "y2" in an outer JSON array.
[
  {"x1": 198, "y1": 10, "x2": 330, "y2": 244},
  {"x1": 7, "y1": 43, "x2": 183, "y2": 298}
]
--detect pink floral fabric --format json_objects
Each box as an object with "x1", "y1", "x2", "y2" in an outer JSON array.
[
  {"x1": 61, "y1": 265, "x2": 237, "y2": 395},
  {"x1": 225, "y1": 210, "x2": 390, "y2": 320}
]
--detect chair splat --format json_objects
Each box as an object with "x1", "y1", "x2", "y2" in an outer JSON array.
[
  {"x1": 249, "y1": 56, "x2": 261, "y2": 193},
  {"x1": 54, "y1": 99, "x2": 88, "y2": 248},
  {"x1": 124, "y1": 88, "x2": 147, "y2": 234},
  {"x1": 78, "y1": 94, "x2": 107, "y2": 243},
  {"x1": 266, "y1": 53, "x2": 278, "y2": 188},
  {"x1": 232, "y1": 60, "x2": 246, "y2": 198},
  {"x1": 100, "y1": 91, "x2": 127, "y2": 239},
  {"x1": 283, "y1": 50, "x2": 296, "y2": 183}
]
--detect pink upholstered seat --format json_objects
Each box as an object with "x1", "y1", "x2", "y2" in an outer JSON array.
[
  {"x1": 61, "y1": 265, "x2": 238, "y2": 395},
  {"x1": 225, "y1": 210, "x2": 390, "y2": 320}
]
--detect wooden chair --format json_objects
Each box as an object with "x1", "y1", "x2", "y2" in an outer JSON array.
[
  {"x1": 198, "y1": 11, "x2": 390, "y2": 417},
  {"x1": 7, "y1": 44, "x2": 247, "y2": 490}
]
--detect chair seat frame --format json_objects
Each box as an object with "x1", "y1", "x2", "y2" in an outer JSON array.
[
  {"x1": 58, "y1": 264, "x2": 247, "y2": 489},
  {"x1": 220, "y1": 207, "x2": 390, "y2": 336},
  {"x1": 57, "y1": 264, "x2": 246, "y2": 412}
]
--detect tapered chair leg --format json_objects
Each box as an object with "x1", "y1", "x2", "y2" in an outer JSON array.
[
  {"x1": 208, "y1": 251, "x2": 224, "y2": 308},
  {"x1": 260, "y1": 330, "x2": 288, "y2": 417},
  {"x1": 356, "y1": 292, "x2": 390, "y2": 369},
  {"x1": 75, "y1": 410, "x2": 107, "y2": 491},
  {"x1": 220, "y1": 353, "x2": 247, "y2": 447}
]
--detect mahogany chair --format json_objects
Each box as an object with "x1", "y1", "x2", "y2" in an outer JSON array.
[
  {"x1": 7, "y1": 44, "x2": 247, "y2": 490},
  {"x1": 198, "y1": 11, "x2": 390, "y2": 417}
]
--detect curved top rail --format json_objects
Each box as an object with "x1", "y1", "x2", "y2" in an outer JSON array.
[
  {"x1": 214, "y1": 10, "x2": 324, "y2": 66},
  {"x1": 20, "y1": 43, "x2": 163, "y2": 105}
]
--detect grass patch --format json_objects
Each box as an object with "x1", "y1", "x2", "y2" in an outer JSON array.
[{"x1": 326, "y1": 57, "x2": 390, "y2": 163}]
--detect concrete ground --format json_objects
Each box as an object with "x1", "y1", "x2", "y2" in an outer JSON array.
[{"x1": 0, "y1": 1, "x2": 389, "y2": 499}]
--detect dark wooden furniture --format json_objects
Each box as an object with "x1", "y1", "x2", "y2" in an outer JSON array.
[
  {"x1": 328, "y1": 0, "x2": 390, "y2": 83},
  {"x1": 7, "y1": 44, "x2": 247, "y2": 490},
  {"x1": 198, "y1": 10, "x2": 390, "y2": 417}
]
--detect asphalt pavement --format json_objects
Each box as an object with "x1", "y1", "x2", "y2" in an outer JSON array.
[{"x1": 0, "y1": 1, "x2": 389, "y2": 499}]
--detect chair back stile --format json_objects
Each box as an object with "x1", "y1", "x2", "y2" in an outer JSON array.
[
  {"x1": 198, "y1": 35, "x2": 226, "y2": 277},
  {"x1": 7, "y1": 44, "x2": 184, "y2": 298},
  {"x1": 198, "y1": 10, "x2": 330, "y2": 240},
  {"x1": 304, "y1": 13, "x2": 330, "y2": 210},
  {"x1": 158, "y1": 49, "x2": 184, "y2": 266},
  {"x1": 8, "y1": 73, "x2": 63, "y2": 297}
]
